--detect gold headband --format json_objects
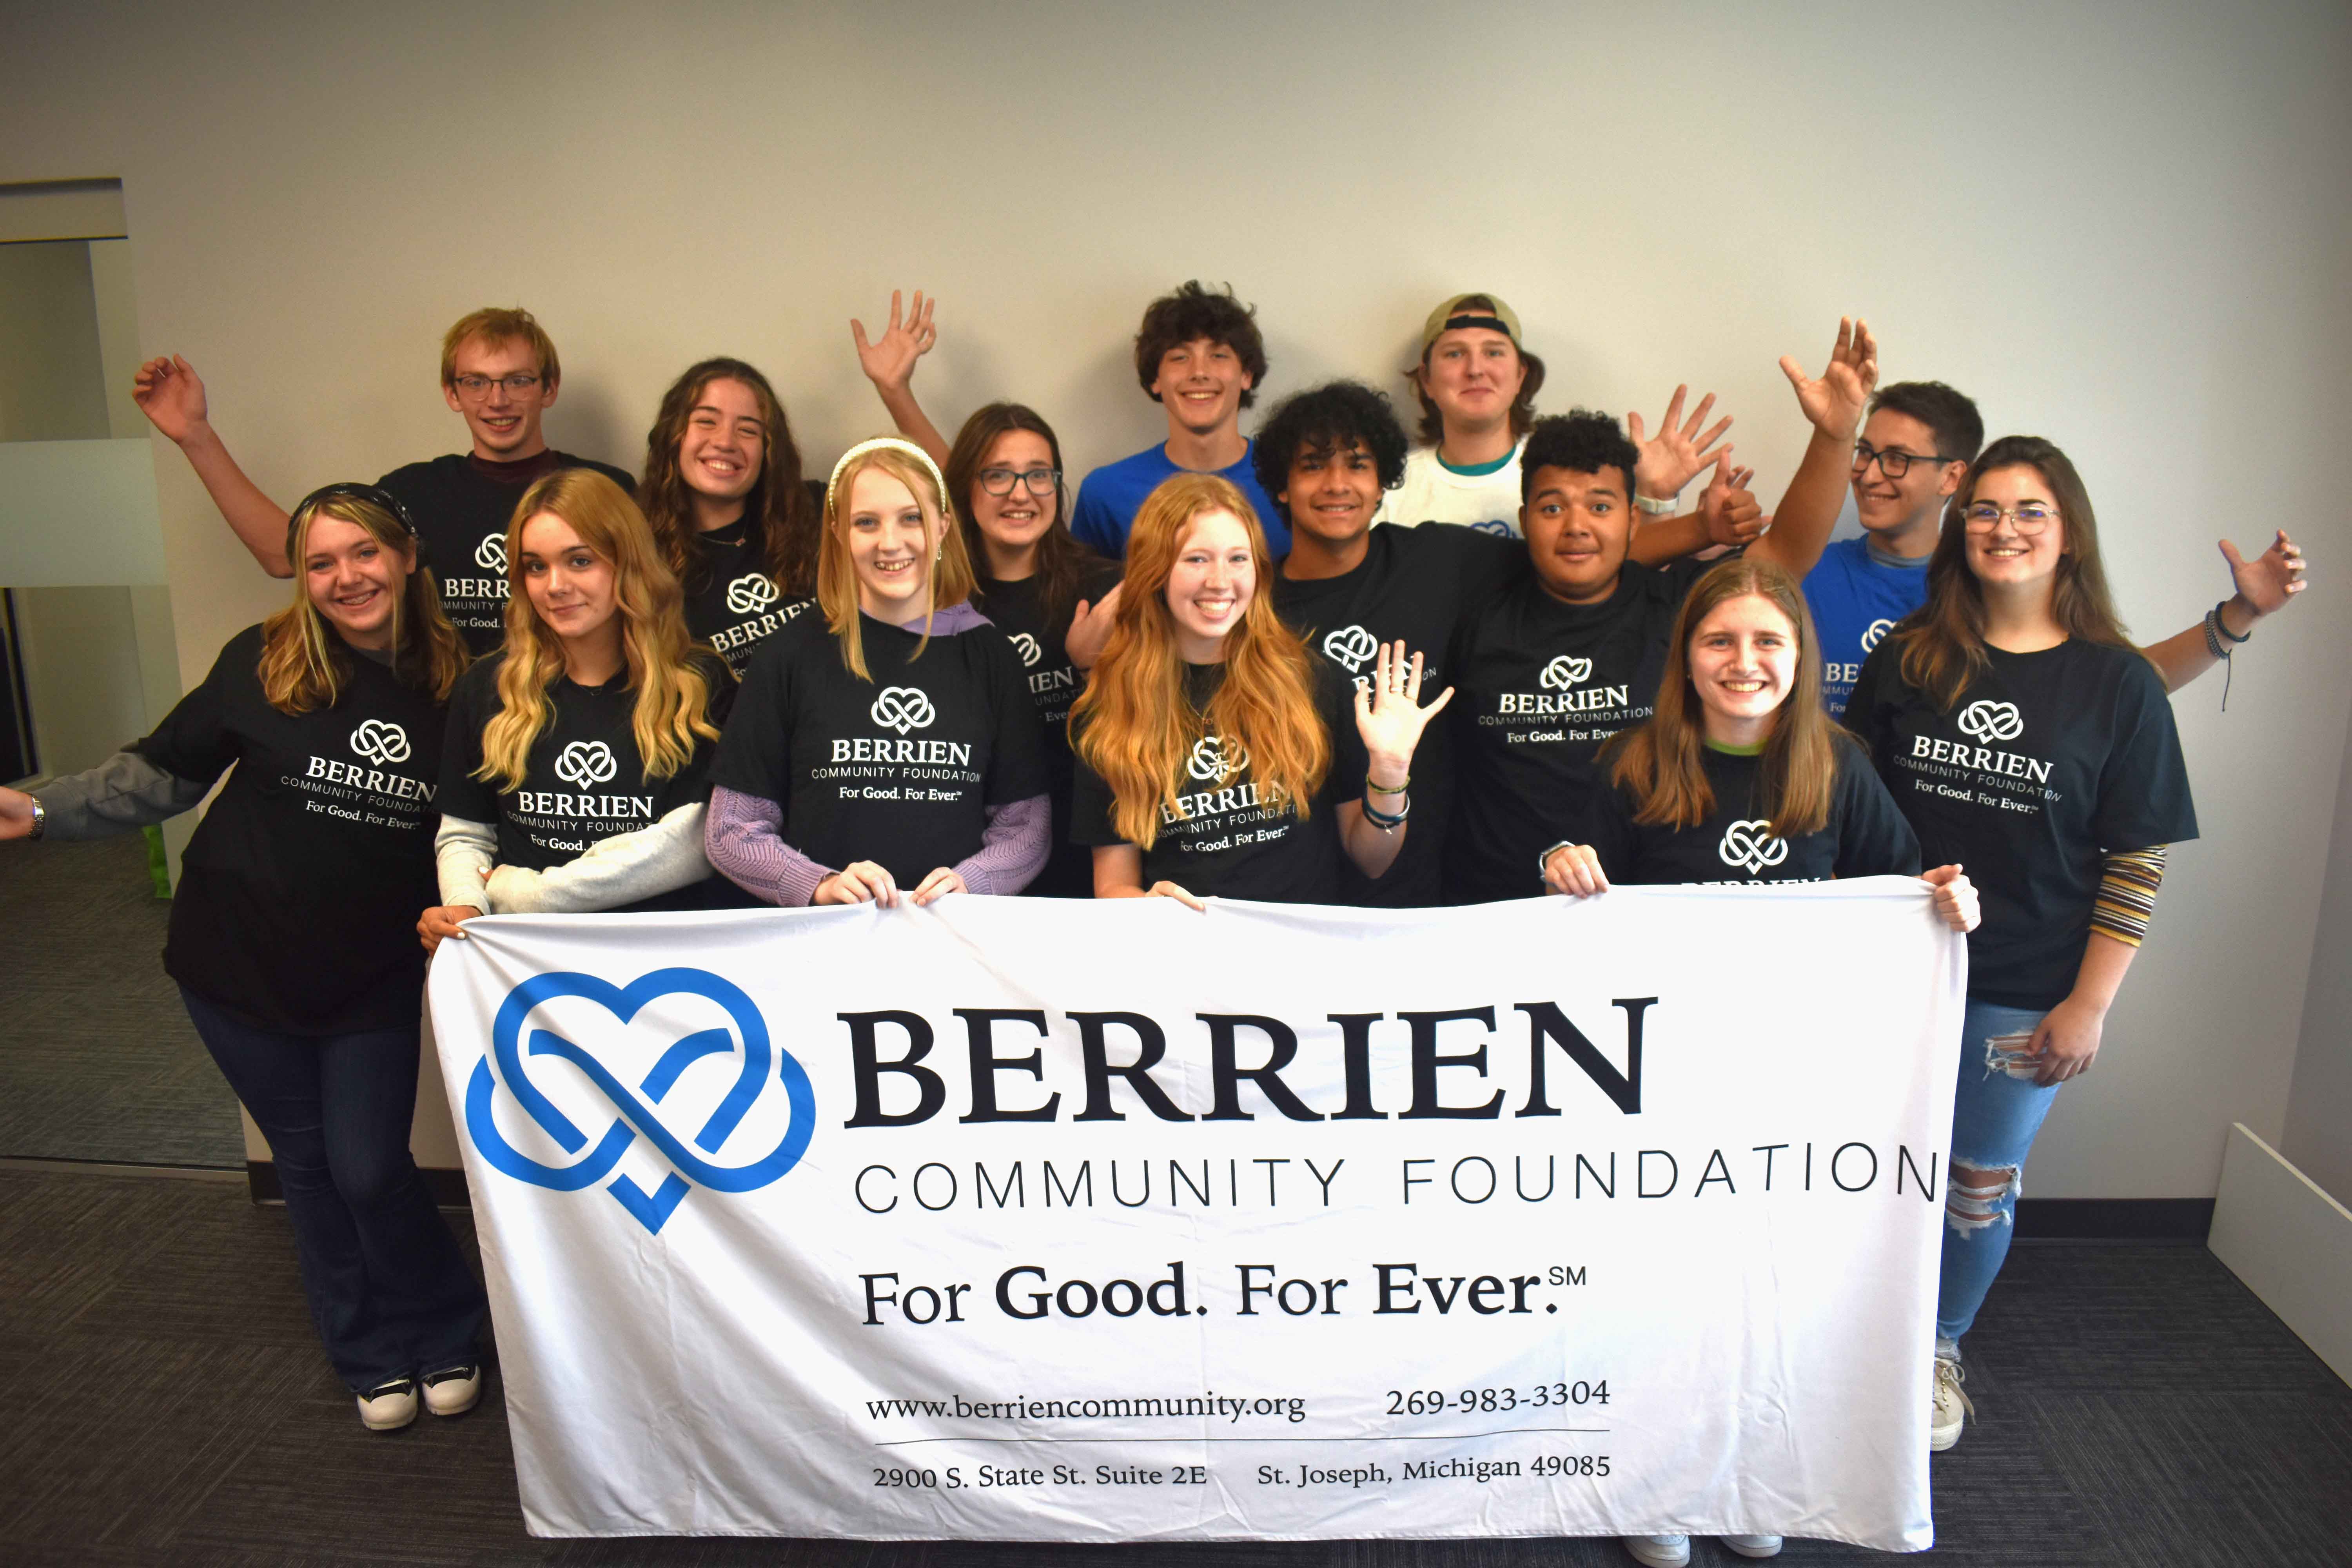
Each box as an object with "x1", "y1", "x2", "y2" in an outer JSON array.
[{"x1": 826, "y1": 436, "x2": 952, "y2": 522}]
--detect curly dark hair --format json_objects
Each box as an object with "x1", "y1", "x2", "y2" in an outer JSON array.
[
  {"x1": 638, "y1": 357, "x2": 820, "y2": 596},
  {"x1": 1519, "y1": 410, "x2": 1641, "y2": 504},
  {"x1": 1133, "y1": 281, "x2": 1268, "y2": 409},
  {"x1": 944, "y1": 402, "x2": 1110, "y2": 625},
  {"x1": 1410, "y1": 294, "x2": 1545, "y2": 445},
  {"x1": 1250, "y1": 381, "x2": 1409, "y2": 523}
]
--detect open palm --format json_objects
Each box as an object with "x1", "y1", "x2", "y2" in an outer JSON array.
[
  {"x1": 1779, "y1": 317, "x2": 1878, "y2": 439},
  {"x1": 1353, "y1": 640, "x2": 1452, "y2": 767},
  {"x1": 851, "y1": 289, "x2": 937, "y2": 394}
]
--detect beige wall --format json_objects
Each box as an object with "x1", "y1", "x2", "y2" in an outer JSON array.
[{"x1": 5, "y1": 2, "x2": 2348, "y2": 1196}]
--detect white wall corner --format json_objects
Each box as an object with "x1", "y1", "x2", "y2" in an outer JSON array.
[{"x1": 2207, "y1": 1122, "x2": 2352, "y2": 1387}]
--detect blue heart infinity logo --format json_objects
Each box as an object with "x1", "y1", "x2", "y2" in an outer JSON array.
[{"x1": 464, "y1": 968, "x2": 815, "y2": 1234}]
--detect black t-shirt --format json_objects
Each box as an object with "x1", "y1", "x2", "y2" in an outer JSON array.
[
  {"x1": 1847, "y1": 637, "x2": 2198, "y2": 1009},
  {"x1": 439, "y1": 650, "x2": 742, "y2": 913},
  {"x1": 1274, "y1": 523, "x2": 1520, "y2": 906},
  {"x1": 1446, "y1": 557, "x2": 1712, "y2": 903},
  {"x1": 1583, "y1": 735, "x2": 1922, "y2": 886},
  {"x1": 710, "y1": 613, "x2": 1051, "y2": 888},
  {"x1": 1070, "y1": 661, "x2": 1368, "y2": 906},
  {"x1": 679, "y1": 520, "x2": 817, "y2": 675},
  {"x1": 132, "y1": 625, "x2": 446, "y2": 1033},
  {"x1": 975, "y1": 560, "x2": 1123, "y2": 898},
  {"x1": 378, "y1": 450, "x2": 636, "y2": 654}
]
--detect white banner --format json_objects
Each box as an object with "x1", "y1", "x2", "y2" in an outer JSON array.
[{"x1": 428, "y1": 882, "x2": 1962, "y2": 1550}]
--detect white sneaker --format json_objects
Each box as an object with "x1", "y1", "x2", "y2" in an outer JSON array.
[
  {"x1": 1724, "y1": 1536, "x2": 1785, "y2": 1558},
  {"x1": 356, "y1": 1377, "x2": 418, "y2": 1431},
  {"x1": 421, "y1": 1363, "x2": 481, "y2": 1417},
  {"x1": 1930, "y1": 1354, "x2": 1973, "y2": 1451},
  {"x1": 1624, "y1": 1536, "x2": 1690, "y2": 1567}
]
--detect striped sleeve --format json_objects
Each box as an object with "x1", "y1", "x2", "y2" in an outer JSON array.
[{"x1": 2089, "y1": 844, "x2": 2168, "y2": 947}]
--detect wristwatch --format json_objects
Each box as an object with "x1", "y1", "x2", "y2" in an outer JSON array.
[
  {"x1": 1537, "y1": 840, "x2": 1574, "y2": 881},
  {"x1": 26, "y1": 796, "x2": 45, "y2": 840},
  {"x1": 1634, "y1": 492, "x2": 1681, "y2": 515}
]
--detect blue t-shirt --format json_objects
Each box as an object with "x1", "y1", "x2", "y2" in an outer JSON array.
[
  {"x1": 1069, "y1": 440, "x2": 1288, "y2": 558},
  {"x1": 1802, "y1": 535, "x2": 1929, "y2": 719}
]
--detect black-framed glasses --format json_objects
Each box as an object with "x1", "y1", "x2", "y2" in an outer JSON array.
[
  {"x1": 451, "y1": 372, "x2": 543, "y2": 399},
  {"x1": 978, "y1": 466, "x2": 1062, "y2": 497},
  {"x1": 1851, "y1": 439, "x2": 1956, "y2": 480},
  {"x1": 1962, "y1": 503, "x2": 2057, "y2": 535}
]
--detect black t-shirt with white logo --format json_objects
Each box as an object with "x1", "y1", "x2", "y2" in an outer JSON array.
[
  {"x1": 439, "y1": 650, "x2": 742, "y2": 912},
  {"x1": 1070, "y1": 662, "x2": 1369, "y2": 905},
  {"x1": 377, "y1": 450, "x2": 636, "y2": 654},
  {"x1": 1274, "y1": 523, "x2": 1520, "y2": 906},
  {"x1": 679, "y1": 520, "x2": 817, "y2": 675},
  {"x1": 131, "y1": 624, "x2": 446, "y2": 1033},
  {"x1": 1446, "y1": 557, "x2": 1711, "y2": 903},
  {"x1": 1847, "y1": 637, "x2": 2198, "y2": 1009},
  {"x1": 975, "y1": 561, "x2": 1123, "y2": 897},
  {"x1": 1583, "y1": 735, "x2": 1921, "y2": 887},
  {"x1": 710, "y1": 613, "x2": 1052, "y2": 888}
]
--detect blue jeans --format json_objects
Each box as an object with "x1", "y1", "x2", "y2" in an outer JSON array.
[
  {"x1": 180, "y1": 987, "x2": 484, "y2": 1391},
  {"x1": 1935, "y1": 998, "x2": 2062, "y2": 1346}
]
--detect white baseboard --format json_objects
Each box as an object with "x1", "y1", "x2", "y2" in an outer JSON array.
[{"x1": 2207, "y1": 1122, "x2": 2352, "y2": 1385}]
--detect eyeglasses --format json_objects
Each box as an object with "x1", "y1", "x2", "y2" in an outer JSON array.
[
  {"x1": 977, "y1": 466, "x2": 1062, "y2": 497},
  {"x1": 1851, "y1": 439, "x2": 1956, "y2": 480},
  {"x1": 451, "y1": 373, "x2": 544, "y2": 399},
  {"x1": 1962, "y1": 503, "x2": 2058, "y2": 534}
]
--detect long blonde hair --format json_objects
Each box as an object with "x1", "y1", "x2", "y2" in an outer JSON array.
[
  {"x1": 1603, "y1": 557, "x2": 1840, "y2": 837},
  {"x1": 476, "y1": 468, "x2": 719, "y2": 789},
  {"x1": 818, "y1": 440, "x2": 978, "y2": 682},
  {"x1": 258, "y1": 489, "x2": 467, "y2": 714},
  {"x1": 1069, "y1": 474, "x2": 1329, "y2": 849}
]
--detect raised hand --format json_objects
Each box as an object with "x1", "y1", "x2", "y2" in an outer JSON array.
[
  {"x1": 1628, "y1": 385, "x2": 1734, "y2": 501},
  {"x1": 2221, "y1": 530, "x2": 2308, "y2": 621},
  {"x1": 1698, "y1": 453, "x2": 1767, "y2": 547},
  {"x1": 1066, "y1": 582, "x2": 1124, "y2": 671},
  {"x1": 131, "y1": 354, "x2": 210, "y2": 443},
  {"x1": 1352, "y1": 640, "x2": 1454, "y2": 777},
  {"x1": 1779, "y1": 316, "x2": 1879, "y2": 440},
  {"x1": 851, "y1": 289, "x2": 938, "y2": 395}
]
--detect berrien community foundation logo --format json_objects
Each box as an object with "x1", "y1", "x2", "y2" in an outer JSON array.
[{"x1": 464, "y1": 968, "x2": 815, "y2": 1233}]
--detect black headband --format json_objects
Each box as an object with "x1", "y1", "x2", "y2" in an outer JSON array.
[
  {"x1": 1441, "y1": 313, "x2": 1515, "y2": 339},
  {"x1": 286, "y1": 482, "x2": 424, "y2": 567}
]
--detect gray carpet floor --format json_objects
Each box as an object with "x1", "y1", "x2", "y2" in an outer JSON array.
[
  {"x1": 0, "y1": 833, "x2": 244, "y2": 1167},
  {"x1": 1, "y1": 1168, "x2": 2346, "y2": 1566}
]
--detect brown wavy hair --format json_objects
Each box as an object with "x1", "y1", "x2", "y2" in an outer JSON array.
[
  {"x1": 1408, "y1": 294, "x2": 1546, "y2": 446},
  {"x1": 1893, "y1": 435, "x2": 2133, "y2": 711},
  {"x1": 1069, "y1": 475, "x2": 1328, "y2": 849},
  {"x1": 946, "y1": 402, "x2": 1106, "y2": 625},
  {"x1": 477, "y1": 469, "x2": 719, "y2": 789},
  {"x1": 1603, "y1": 557, "x2": 1839, "y2": 837},
  {"x1": 637, "y1": 358, "x2": 819, "y2": 597},
  {"x1": 818, "y1": 444, "x2": 978, "y2": 682},
  {"x1": 259, "y1": 492, "x2": 467, "y2": 715}
]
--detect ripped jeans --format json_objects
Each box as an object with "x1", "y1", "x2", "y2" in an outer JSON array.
[{"x1": 1936, "y1": 998, "x2": 2061, "y2": 1347}]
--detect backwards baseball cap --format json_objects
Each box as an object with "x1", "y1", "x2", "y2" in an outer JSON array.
[{"x1": 1419, "y1": 293, "x2": 1524, "y2": 354}]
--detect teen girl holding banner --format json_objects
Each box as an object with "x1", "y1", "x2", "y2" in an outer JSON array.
[
  {"x1": 1847, "y1": 436, "x2": 2196, "y2": 1453},
  {"x1": 1537, "y1": 556, "x2": 1978, "y2": 1568},
  {"x1": 1069, "y1": 474, "x2": 1451, "y2": 906},
  {"x1": 705, "y1": 438, "x2": 1053, "y2": 906},
  {"x1": 417, "y1": 469, "x2": 739, "y2": 947},
  {"x1": 0, "y1": 487, "x2": 484, "y2": 1432}
]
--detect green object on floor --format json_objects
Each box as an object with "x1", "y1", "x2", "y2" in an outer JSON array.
[{"x1": 143, "y1": 824, "x2": 172, "y2": 898}]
